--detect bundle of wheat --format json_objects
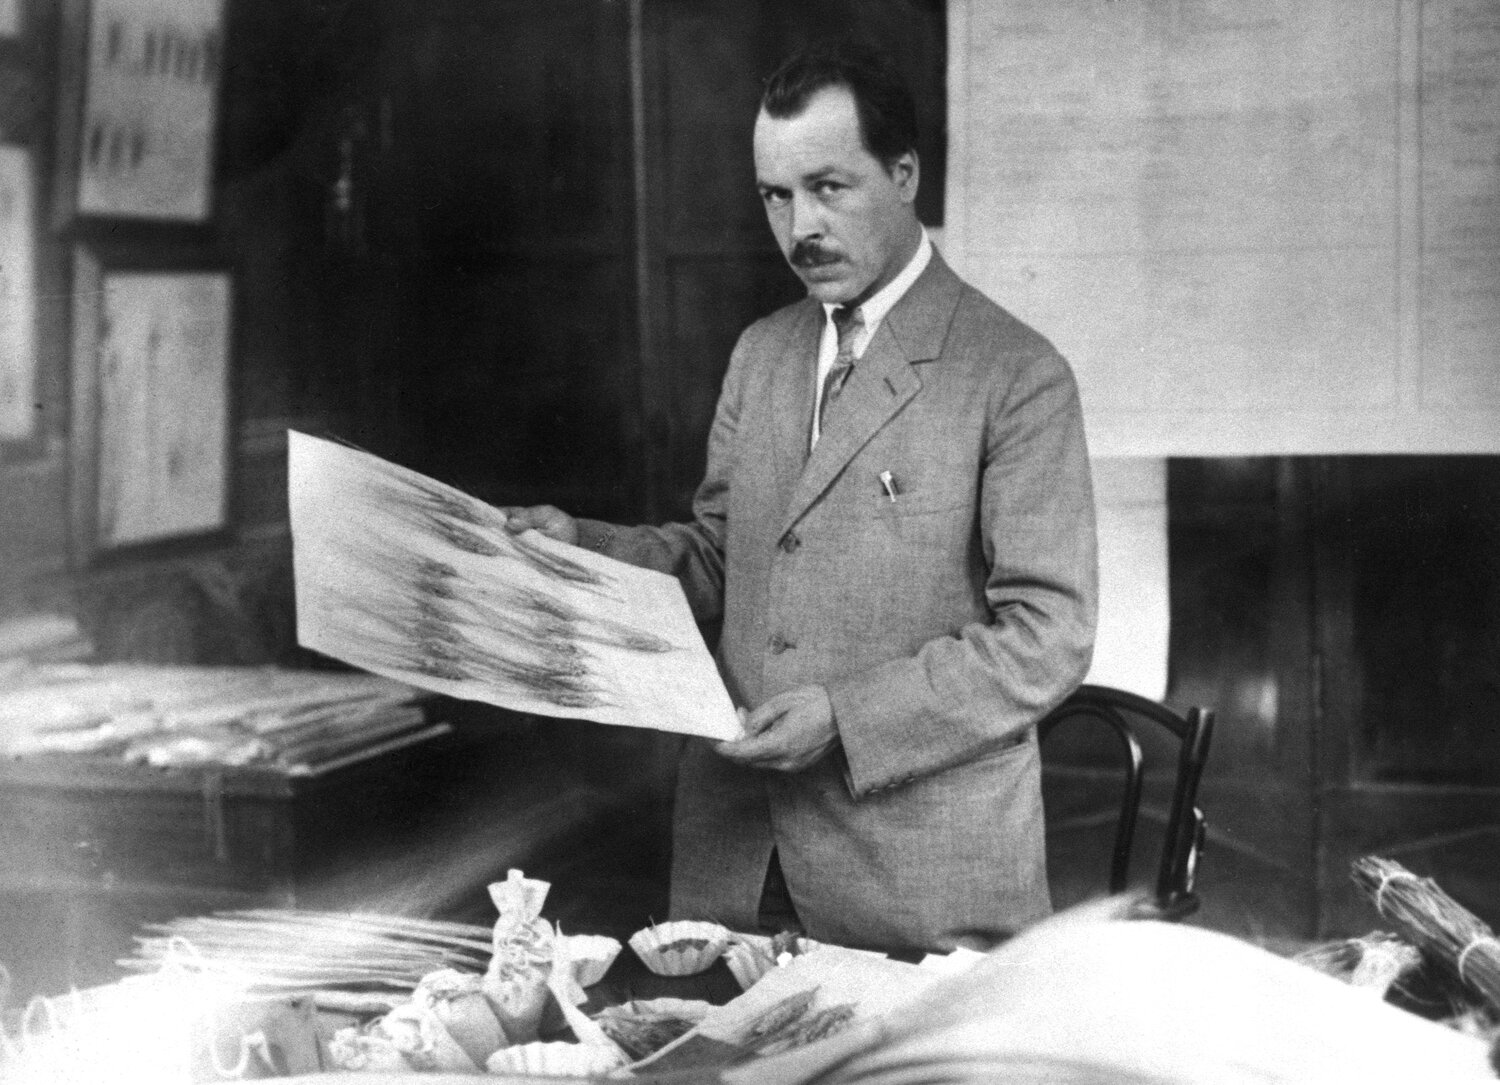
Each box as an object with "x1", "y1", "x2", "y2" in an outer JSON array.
[
  {"x1": 1352, "y1": 856, "x2": 1500, "y2": 1018},
  {"x1": 1292, "y1": 931, "x2": 1424, "y2": 998},
  {"x1": 119, "y1": 910, "x2": 492, "y2": 994}
]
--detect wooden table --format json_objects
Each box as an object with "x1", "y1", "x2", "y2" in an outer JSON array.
[{"x1": 0, "y1": 722, "x2": 466, "y2": 1001}]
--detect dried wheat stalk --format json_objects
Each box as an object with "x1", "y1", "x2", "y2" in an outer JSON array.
[
  {"x1": 118, "y1": 910, "x2": 493, "y2": 993},
  {"x1": 1351, "y1": 856, "x2": 1500, "y2": 1017}
]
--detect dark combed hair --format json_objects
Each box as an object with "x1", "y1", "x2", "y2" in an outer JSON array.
[{"x1": 761, "y1": 38, "x2": 919, "y2": 169}]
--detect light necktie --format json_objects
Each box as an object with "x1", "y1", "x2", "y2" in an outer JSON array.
[{"x1": 818, "y1": 304, "x2": 864, "y2": 435}]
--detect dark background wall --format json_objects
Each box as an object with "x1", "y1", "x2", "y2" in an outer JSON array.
[{"x1": 0, "y1": 0, "x2": 1495, "y2": 987}]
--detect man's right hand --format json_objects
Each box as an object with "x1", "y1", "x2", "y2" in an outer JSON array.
[{"x1": 499, "y1": 505, "x2": 579, "y2": 546}]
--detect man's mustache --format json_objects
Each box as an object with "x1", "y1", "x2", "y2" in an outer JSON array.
[{"x1": 790, "y1": 241, "x2": 841, "y2": 269}]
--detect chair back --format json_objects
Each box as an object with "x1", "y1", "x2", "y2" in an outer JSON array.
[{"x1": 1037, "y1": 683, "x2": 1215, "y2": 919}]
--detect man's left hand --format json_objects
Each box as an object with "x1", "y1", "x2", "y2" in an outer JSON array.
[{"x1": 716, "y1": 686, "x2": 838, "y2": 772}]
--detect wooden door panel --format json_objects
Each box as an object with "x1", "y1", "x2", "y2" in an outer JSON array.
[{"x1": 1313, "y1": 455, "x2": 1500, "y2": 935}]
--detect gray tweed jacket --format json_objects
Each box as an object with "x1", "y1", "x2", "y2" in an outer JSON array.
[{"x1": 582, "y1": 250, "x2": 1097, "y2": 953}]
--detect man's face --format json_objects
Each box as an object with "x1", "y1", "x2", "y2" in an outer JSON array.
[{"x1": 754, "y1": 86, "x2": 920, "y2": 306}]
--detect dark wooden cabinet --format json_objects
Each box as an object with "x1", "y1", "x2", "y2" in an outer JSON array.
[
  {"x1": 1310, "y1": 457, "x2": 1500, "y2": 935},
  {"x1": 1164, "y1": 457, "x2": 1500, "y2": 939},
  {"x1": 369, "y1": 1, "x2": 644, "y2": 516},
  {"x1": 0, "y1": 730, "x2": 469, "y2": 999},
  {"x1": 1052, "y1": 456, "x2": 1500, "y2": 942},
  {"x1": 0, "y1": 706, "x2": 691, "y2": 1002}
]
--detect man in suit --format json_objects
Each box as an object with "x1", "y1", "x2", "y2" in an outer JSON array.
[{"x1": 504, "y1": 40, "x2": 1096, "y2": 953}]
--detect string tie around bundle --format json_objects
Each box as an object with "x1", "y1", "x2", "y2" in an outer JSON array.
[
  {"x1": 208, "y1": 1023, "x2": 272, "y2": 1081},
  {"x1": 1456, "y1": 936, "x2": 1500, "y2": 985},
  {"x1": 1373, "y1": 866, "x2": 1423, "y2": 918}
]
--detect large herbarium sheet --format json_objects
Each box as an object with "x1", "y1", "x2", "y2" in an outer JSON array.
[{"x1": 289, "y1": 432, "x2": 740, "y2": 741}]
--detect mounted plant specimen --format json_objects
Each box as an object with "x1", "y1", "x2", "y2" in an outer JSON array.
[
  {"x1": 289, "y1": 432, "x2": 742, "y2": 741},
  {"x1": 321, "y1": 532, "x2": 674, "y2": 712},
  {"x1": 365, "y1": 459, "x2": 618, "y2": 598}
]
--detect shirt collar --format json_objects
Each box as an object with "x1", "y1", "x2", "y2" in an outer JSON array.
[{"x1": 822, "y1": 226, "x2": 932, "y2": 331}]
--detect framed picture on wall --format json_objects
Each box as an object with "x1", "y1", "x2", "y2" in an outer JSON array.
[
  {"x1": 70, "y1": 246, "x2": 233, "y2": 558},
  {"x1": 0, "y1": 145, "x2": 37, "y2": 443},
  {"x1": 59, "y1": 0, "x2": 225, "y2": 223}
]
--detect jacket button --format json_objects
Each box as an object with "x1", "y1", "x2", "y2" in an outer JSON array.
[
  {"x1": 768, "y1": 633, "x2": 793, "y2": 654},
  {"x1": 779, "y1": 531, "x2": 800, "y2": 553}
]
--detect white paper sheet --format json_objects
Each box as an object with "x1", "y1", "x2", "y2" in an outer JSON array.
[
  {"x1": 288, "y1": 431, "x2": 740, "y2": 741},
  {"x1": 1084, "y1": 457, "x2": 1169, "y2": 701},
  {"x1": 695, "y1": 950, "x2": 935, "y2": 1043},
  {"x1": 78, "y1": 0, "x2": 224, "y2": 221},
  {"x1": 97, "y1": 271, "x2": 231, "y2": 546}
]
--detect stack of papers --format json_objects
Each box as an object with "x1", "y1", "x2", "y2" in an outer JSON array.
[
  {"x1": 0, "y1": 663, "x2": 440, "y2": 774},
  {"x1": 0, "y1": 613, "x2": 93, "y2": 679}
]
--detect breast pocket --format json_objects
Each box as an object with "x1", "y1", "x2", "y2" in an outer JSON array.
[{"x1": 846, "y1": 465, "x2": 972, "y2": 521}]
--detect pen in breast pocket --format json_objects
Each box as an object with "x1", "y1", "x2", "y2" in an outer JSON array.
[{"x1": 879, "y1": 470, "x2": 900, "y2": 503}]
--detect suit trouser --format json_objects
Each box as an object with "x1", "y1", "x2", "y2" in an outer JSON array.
[{"x1": 757, "y1": 850, "x2": 804, "y2": 935}]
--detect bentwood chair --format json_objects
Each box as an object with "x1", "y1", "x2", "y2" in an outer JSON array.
[{"x1": 1038, "y1": 683, "x2": 1216, "y2": 920}]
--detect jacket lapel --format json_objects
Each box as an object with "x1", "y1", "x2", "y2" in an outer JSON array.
[
  {"x1": 780, "y1": 252, "x2": 964, "y2": 534},
  {"x1": 770, "y1": 302, "x2": 823, "y2": 499}
]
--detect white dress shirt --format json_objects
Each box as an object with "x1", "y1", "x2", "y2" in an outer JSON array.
[{"x1": 810, "y1": 228, "x2": 933, "y2": 449}]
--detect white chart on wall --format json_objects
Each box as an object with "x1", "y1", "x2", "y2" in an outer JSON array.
[{"x1": 946, "y1": 0, "x2": 1500, "y2": 457}]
